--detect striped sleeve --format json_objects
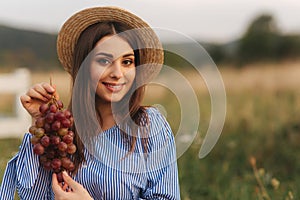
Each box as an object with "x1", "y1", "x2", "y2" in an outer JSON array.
[{"x1": 140, "y1": 108, "x2": 181, "y2": 199}]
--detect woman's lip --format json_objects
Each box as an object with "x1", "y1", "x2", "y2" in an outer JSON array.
[{"x1": 102, "y1": 82, "x2": 125, "y2": 92}]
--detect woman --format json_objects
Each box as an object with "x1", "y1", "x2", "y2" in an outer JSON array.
[{"x1": 0, "y1": 7, "x2": 180, "y2": 200}]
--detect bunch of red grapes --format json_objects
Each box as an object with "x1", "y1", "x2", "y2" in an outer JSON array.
[{"x1": 29, "y1": 97, "x2": 76, "y2": 181}]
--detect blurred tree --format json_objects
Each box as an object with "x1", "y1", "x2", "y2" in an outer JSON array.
[
  {"x1": 277, "y1": 35, "x2": 300, "y2": 58},
  {"x1": 237, "y1": 14, "x2": 281, "y2": 64},
  {"x1": 0, "y1": 25, "x2": 59, "y2": 70},
  {"x1": 246, "y1": 14, "x2": 278, "y2": 34},
  {"x1": 206, "y1": 44, "x2": 226, "y2": 64}
]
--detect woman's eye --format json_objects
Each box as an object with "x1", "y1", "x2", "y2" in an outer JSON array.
[
  {"x1": 97, "y1": 58, "x2": 110, "y2": 65},
  {"x1": 123, "y1": 59, "x2": 134, "y2": 66}
]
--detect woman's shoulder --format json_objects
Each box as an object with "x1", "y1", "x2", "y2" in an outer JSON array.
[
  {"x1": 144, "y1": 106, "x2": 173, "y2": 139},
  {"x1": 145, "y1": 106, "x2": 160, "y2": 114},
  {"x1": 145, "y1": 106, "x2": 166, "y2": 122}
]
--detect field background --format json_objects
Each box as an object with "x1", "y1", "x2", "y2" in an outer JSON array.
[{"x1": 1, "y1": 61, "x2": 300, "y2": 199}]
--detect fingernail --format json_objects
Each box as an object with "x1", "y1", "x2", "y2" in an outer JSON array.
[{"x1": 62, "y1": 171, "x2": 69, "y2": 176}]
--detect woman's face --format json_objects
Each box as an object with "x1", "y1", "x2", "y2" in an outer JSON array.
[{"x1": 90, "y1": 35, "x2": 136, "y2": 104}]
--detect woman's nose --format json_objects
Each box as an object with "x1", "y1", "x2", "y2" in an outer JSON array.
[{"x1": 109, "y1": 62, "x2": 123, "y2": 79}]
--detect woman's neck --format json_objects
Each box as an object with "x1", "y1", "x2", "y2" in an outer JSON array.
[{"x1": 96, "y1": 101, "x2": 116, "y2": 131}]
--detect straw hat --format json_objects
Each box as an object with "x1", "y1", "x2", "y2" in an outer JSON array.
[{"x1": 57, "y1": 6, "x2": 164, "y2": 83}]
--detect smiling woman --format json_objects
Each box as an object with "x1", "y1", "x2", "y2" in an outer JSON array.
[{"x1": 0, "y1": 6, "x2": 180, "y2": 200}]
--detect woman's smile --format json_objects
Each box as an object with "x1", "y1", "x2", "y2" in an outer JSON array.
[{"x1": 102, "y1": 82, "x2": 126, "y2": 93}]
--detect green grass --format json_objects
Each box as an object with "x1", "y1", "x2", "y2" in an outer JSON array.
[
  {"x1": 0, "y1": 138, "x2": 21, "y2": 182},
  {"x1": 0, "y1": 139, "x2": 20, "y2": 200},
  {"x1": 1, "y1": 87, "x2": 299, "y2": 199},
  {"x1": 177, "y1": 90, "x2": 300, "y2": 199}
]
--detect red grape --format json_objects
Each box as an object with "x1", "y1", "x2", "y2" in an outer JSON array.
[
  {"x1": 44, "y1": 123, "x2": 51, "y2": 133},
  {"x1": 69, "y1": 117, "x2": 74, "y2": 126},
  {"x1": 51, "y1": 121, "x2": 61, "y2": 131},
  {"x1": 50, "y1": 135, "x2": 60, "y2": 145},
  {"x1": 67, "y1": 162, "x2": 75, "y2": 171},
  {"x1": 35, "y1": 128, "x2": 45, "y2": 138},
  {"x1": 56, "y1": 172, "x2": 64, "y2": 183},
  {"x1": 61, "y1": 157, "x2": 71, "y2": 168},
  {"x1": 30, "y1": 136, "x2": 40, "y2": 145},
  {"x1": 67, "y1": 144, "x2": 77, "y2": 154},
  {"x1": 68, "y1": 131, "x2": 74, "y2": 137},
  {"x1": 49, "y1": 104, "x2": 58, "y2": 113},
  {"x1": 58, "y1": 128, "x2": 68, "y2": 136},
  {"x1": 29, "y1": 125, "x2": 37, "y2": 135},
  {"x1": 33, "y1": 143, "x2": 45, "y2": 155},
  {"x1": 64, "y1": 110, "x2": 71, "y2": 118},
  {"x1": 35, "y1": 117, "x2": 45, "y2": 128},
  {"x1": 61, "y1": 119, "x2": 71, "y2": 128},
  {"x1": 45, "y1": 113, "x2": 55, "y2": 123},
  {"x1": 40, "y1": 135, "x2": 50, "y2": 147},
  {"x1": 63, "y1": 134, "x2": 73, "y2": 144},
  {"x1": 55, "y1": 111, "x2": 65, "y2": 121},
  {"x1": 39, "y1": 103, "x2": 49, "y2": 114},
  {"x1": 56, "y1": 100, "x2": 63, "y2": 109},
  {"x1": 58, "y1": 142, "x2": 68, "y2": 152},
  {"x1": 51, "y1": 158, "x2": 62, "y2": 170}
]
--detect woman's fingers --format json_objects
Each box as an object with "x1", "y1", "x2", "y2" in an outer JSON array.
[
  {"x1": 22, "y1": 83, "x2": 55, "y2": 103},
  {"x1": 20, "y1": 82, "x2": 60, "y2": 120},
  {"x1": 27, "y1": 87, "x2": 49, "y2": 102},
  {"x1": 32, "y1": 83, "x2": 55, "y2": 100},
  {"x1": 52, "y1": 173, "x2": 64, "y2": 194},
  {"x1": 20, "y1": 94, "x2": 32, "y2": 107},
  {"x1": 21, "y1": 83, "x2": 56, "y2": 108},
  {"x1": 52, "y1": 173, "x2": 70, "y2": 192},
  {"x1": 41, "y1": 82, "x2": 56, "y2": 96},
  {"x1": 52, "y1": 172, "x2": 93, "y2": 200},
  {"x1": 61, "y1": 171, "x2": 80, "y2": 191}
]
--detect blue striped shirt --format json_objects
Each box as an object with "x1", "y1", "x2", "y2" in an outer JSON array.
[{"x1": 0, "y1": 107, "x2": 180, "y2": 200}]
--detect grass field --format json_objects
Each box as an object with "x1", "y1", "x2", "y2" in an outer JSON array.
[{"x1": 1, "y1": 61, "x2": 300, "y2": 199}]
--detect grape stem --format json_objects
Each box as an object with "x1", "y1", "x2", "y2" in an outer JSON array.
[{"x1": 49, "y1": 77, "x2": 61, "y2": 110}]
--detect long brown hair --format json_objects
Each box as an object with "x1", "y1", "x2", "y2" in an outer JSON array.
[{"x1": 69, "y1": 22, "x2": 149, "y2": 173}]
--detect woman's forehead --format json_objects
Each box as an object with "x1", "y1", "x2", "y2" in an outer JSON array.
[{"x1": 93, "y1": 35, "x2": 134, "y2": 58}]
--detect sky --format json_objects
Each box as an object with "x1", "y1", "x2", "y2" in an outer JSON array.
[{"x1": 0, "y1": 0, "x2": 299, "y2": 43}]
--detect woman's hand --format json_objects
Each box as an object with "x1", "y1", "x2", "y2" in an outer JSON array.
[
  {"x1": 20, "y1": 82, "x2": 58, "y2": 120},
  {"x1": 52, "y1": 172, "x2": 93, "y2": 200}
]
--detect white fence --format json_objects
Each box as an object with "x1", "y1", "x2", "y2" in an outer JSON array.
[{"x1": 0, "y1": 68, "x2": 31, "y2": 138}]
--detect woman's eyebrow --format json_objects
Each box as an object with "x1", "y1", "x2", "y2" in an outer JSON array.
[
  {"x1": 95, "y1": 53, "x2": 134, "y2": 58},
  {"x1": 123, "y1": 53, "x2": 134, "y2": 58},
  {"x1": 95, "y1": 52, "x2": 113, "y2": 58}
]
